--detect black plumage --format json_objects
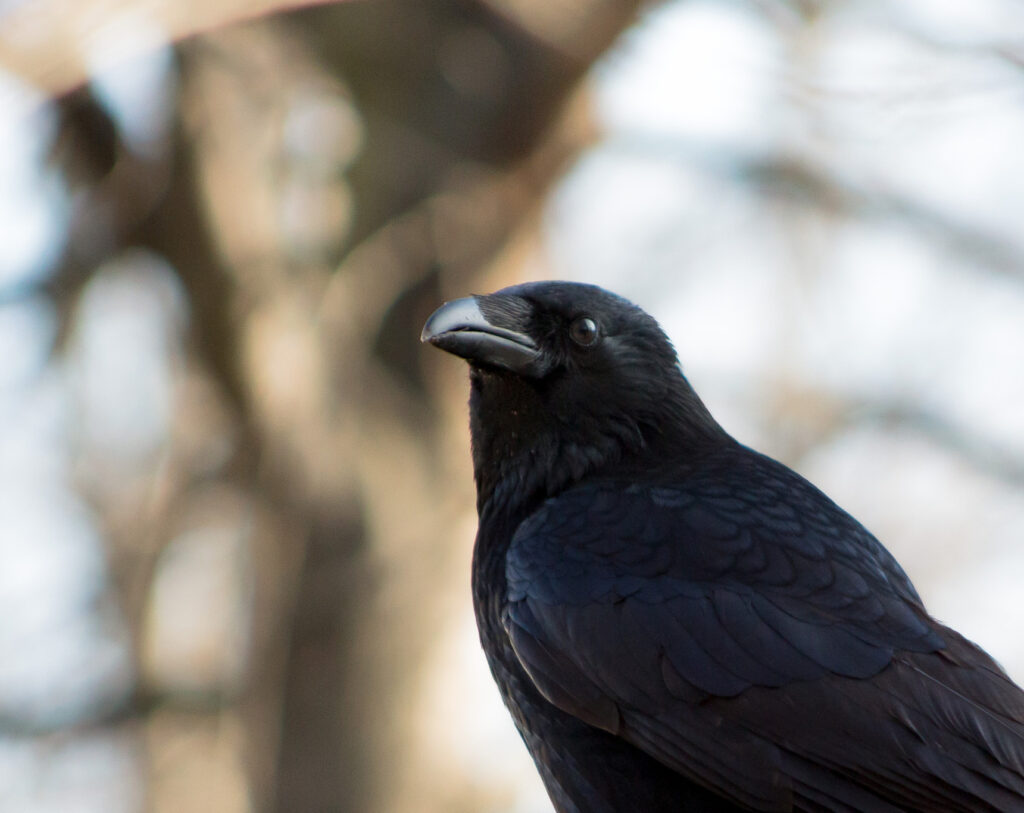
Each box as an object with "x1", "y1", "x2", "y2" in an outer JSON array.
[{"x1": 421, "y1": 281, "x2": 1024, "y2": 812}]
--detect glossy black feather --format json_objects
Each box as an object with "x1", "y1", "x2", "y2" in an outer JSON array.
[{"x1": 423, "y1": 281, "x2": 1024, "y2": 812}]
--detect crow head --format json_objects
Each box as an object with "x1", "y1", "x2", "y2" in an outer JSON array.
[{"x1": 422, "y1": 281, "x2": 726, "y2": 508}]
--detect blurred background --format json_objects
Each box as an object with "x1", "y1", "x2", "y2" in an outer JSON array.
[{"x1": 2, "y1": 0, "x2": 1024, "y2": 811}]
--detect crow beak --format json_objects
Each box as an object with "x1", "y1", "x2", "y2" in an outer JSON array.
[{"x1": 421, "y1": 295, "x2": 544, "y2": 376}]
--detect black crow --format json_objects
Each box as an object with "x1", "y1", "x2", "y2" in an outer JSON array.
[{"x1": 421, "y1": 281, "x2": 1024, "y2": 812}]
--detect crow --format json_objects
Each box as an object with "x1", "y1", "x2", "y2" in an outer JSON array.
[{"x1": 421, "y1": 281, "x2": 1024, "y2": 812}]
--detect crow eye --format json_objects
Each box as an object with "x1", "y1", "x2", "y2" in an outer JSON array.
[{"x1": 569, "y1": 316, "x2": 599, "y2": 347}]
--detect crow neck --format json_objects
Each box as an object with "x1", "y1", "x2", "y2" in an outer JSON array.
[{"x1": 468, "y1": 377, "x2": 728, "y2": 524}]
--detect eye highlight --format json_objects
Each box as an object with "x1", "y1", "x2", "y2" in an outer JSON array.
[{"x1": 569, "y1": 315, "x2": 600, "y2": 347}]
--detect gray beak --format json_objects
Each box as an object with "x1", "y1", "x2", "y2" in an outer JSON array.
[{"x1": 421, "y1": 295, "x2": 544, "y2": 376}]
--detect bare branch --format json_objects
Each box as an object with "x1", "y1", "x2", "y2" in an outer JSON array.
[{"x1": 0, "y1": 0, "x2": 346, "y2": 100}]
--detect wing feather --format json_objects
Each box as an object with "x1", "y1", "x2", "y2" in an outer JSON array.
[{"x1": 504, "y1": 460, "x2": 1024, "y2": 810}]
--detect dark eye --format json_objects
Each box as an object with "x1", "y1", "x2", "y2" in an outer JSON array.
[{"x1": 569, "y1": 315, "x2": 600, "y2": 347}]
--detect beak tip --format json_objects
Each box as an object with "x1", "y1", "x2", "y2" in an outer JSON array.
[
  {"x1": 421, "y1": 297, "x2": 476, "y2": 346},
  {"x1": 421, "y1": 301, "x2": 463, "y2": 344}
]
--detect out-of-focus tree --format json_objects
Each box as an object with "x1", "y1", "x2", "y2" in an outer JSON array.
[{"x1": 0, "y1": 1, "x2": 642, "y2": 811}]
